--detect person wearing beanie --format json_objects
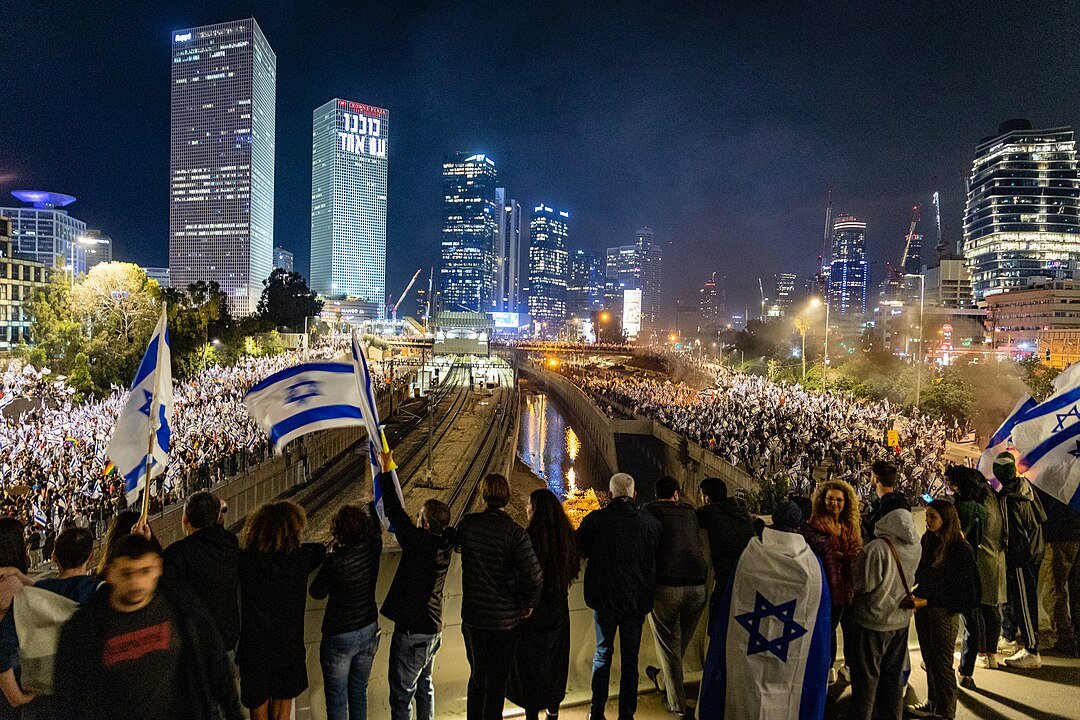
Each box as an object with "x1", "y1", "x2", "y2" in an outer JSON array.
[
  {"x1": 993, "y1": 452, "x2": 1047, "y2": 669},
  {"x1": 697, "y1": 477, "x2": 756, "y2": 635},
  {"x1": 772, "y1": 501, "x2": 803, "y2": 532}
]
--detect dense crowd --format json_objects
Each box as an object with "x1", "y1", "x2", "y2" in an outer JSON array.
[
  {"x1": 0, "y1": 446, "x2": 1075, "y2": 720},
  {"x1": 580, "y1": 364, "x2": 951, "y2": 498},
  {"x1": 2, "y1": 342, "x2": 390, "y2": 547}
]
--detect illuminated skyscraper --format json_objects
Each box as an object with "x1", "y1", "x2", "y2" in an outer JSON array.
[
  {"x1": 699, "y1": 272, "x2": 722, "y2": 328},
  {"x1": 169, "y1": 19, "x2": 276, "y2": 315},
  {"x1": 440, "y1": 153, "x2": 498, "y2": 312},
  {"x1": 0, "y1": 191, "x2": 87, "y2": 273},
  {"x1": 495, "y1": 188, "x2": 522, "y2": 313},
  {"x1": 273, "y1": 246, "x2": 294, "y2": 273},
  {"x1": 827, "y1": 215, "x2": 868, "y2": 318},
  {"x1": 963, "y1": 120, "x2": 1080, "y2": 299},
  {"x1": 567, "y1": 249, "x2": 603, "y2": 319},
  {"x1": 604, "y1": 227, "x2": 663, "y2": 330},
  {"x1": 310, "y1": 99, "x2": 388, "y2": 318},
  {"x1": 528, "y1": 205, "x2": 569, "y2": 324}
]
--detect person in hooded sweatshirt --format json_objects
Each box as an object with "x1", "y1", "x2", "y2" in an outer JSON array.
[
  {"x1": 847, "y1": 503, "x2": 921, "y2": 720},
  {"x1": 992, "y1": 452, "x2": 1047, "y2": 669}
]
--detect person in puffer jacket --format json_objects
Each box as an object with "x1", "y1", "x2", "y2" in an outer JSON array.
[
  {"x1": 455, "y1": 473, "x2": 542, "y2": 720},
  {"x1": 847, "y1": 507, "x2": 922, "y2": 720}
]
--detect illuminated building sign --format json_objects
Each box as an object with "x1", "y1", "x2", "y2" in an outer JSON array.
[
  {"x1": 174, "y1": 32, "x2": 192, "y2": 42},
  {"x1": 337, "y1": 103, "x2": 387, "y2": 159},
  {"x1": 623, "y1": 289, "x2": 642, "y2": 336},
  {"x1": 491, "y1": 312, "x2": 521, "y2": 328}
]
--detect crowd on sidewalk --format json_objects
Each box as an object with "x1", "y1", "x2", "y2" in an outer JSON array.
[{"x1": 0, "y1": 441, "x2": 1077, "y2": 719}]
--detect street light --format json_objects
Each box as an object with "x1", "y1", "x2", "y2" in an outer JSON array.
[
  {"x1": 795, "y1": 297, "x2": 823, "y2": 382},
  {"x1": 909, "y1": 274, "x2": 926, "y2": 409}
]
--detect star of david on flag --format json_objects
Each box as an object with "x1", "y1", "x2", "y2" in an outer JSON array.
[{"x1": 735, "y1": 592, "x2": 808, "y2": 662}]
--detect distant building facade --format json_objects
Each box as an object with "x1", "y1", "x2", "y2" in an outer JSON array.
[
  {"x1": 567, "y1": 249, "x2": 603, "y2": 319},
  {"x1": 0, "y1": 191, "x2": 87, "y2": 273},
  {"x1": 924, "y1": 256, "x2": 973, "y2": 309},
  {"x1": 982, "y1": 278, "x2": 1080, "y2": 347},
  {"x1": 310, "y1": 99, "x2": 388, "y2": 319},
  {"x1": 963, "y1": 120, "x2": 1080, "y2": 300},
  {"x1": 603, "y1": 228, "x2": 662, "y2": 331},
  {"x1": 144, "y1": 266, "x2": 171, "y2": 288},
  {"x1": 494, "y1": 188, "x2": 522, "y2": 313},
  {"x1": 81, "y1": 230, "x2": 112, "y2": 271},
  {"x1": 169, "y1": 19, "x2": 276, "y2": 316},
  {"x1": 827, "y1": 215, "x2": 868, "y2": 318},
  {"x1": 699, "y1": 273, "x2": 723, "y2": 330},
  {"x1": 440, "y1": 153, "x2": 498, "y2": 313},
  {"x1": 0, "y1": 216, "x2": 48, "y2": 348},
  {"x1": 527, "y1": 204, "x2": 569, "y2": 326},
  {"x1": 274, "y1": 246, "x2": 294, "y2": 273}
]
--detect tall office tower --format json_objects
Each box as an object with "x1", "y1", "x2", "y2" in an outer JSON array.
[
  {"x1": 169, "y1": 19, "x2": 276, "y2": 316},
  {"x1": 494, "y1": 188, "x2": 522, "y2": 313},
  {"x1": 827, "y1": 215, "x2": 868, "y2": 318},
  {"x1": 310, "y1": 99, "x2": 388, "y2": 318},
  {"x1": 635, "y1": 227, "x2": 663, "y2": 330},
  {"x1": 604, "y1": 243, "x2": 638, "y2": 308},
  {"x1": 273, "y1": 246, "x2": 294, "y2": 273},
  {"x1": 700, "y1": 272, "x2": 723, "y2": 329},
  {"x1": 567, "y1": 249, "x2": 603, "y2": 319},
  {"x1": 440, "y1": 153, "x2": 498, "y2": 312},
  {"x1": 527, "y1": 205, "x2": 570, "y2": 325},
  {"x1": 775, "y1": 272, "x2": 797, "y2": 308},
  {"x1": 963, "y1": 120, "x2": 1080, "y2": 299},
  {"x1": 1, "y1": 191, "x2": 87, "y2": 272},
  {"x1": 81, "y1": 230, "x2": 113, "y2": 271}
]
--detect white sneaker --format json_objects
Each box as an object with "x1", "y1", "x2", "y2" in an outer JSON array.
[
  {"x1": 1003, "y1": 649, "x2": 1041, "y2": 669},
  {"x1": 997, "y1": 638, "x2": 1019, "y2": 655},
  {"x1": 906, "y1": 701, "x2": 936, "y2": 718},
  {"x1": 975, "y1": 653, "x2": 998, "y2": 669},
  {"x1": 829, "y1": 667, "x2": 837, "y2": 684}
]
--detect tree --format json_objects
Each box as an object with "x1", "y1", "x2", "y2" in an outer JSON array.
[
  {"x1": 917, "y1": 369, "x2": 973, "y2": 423},
  {"x1": 163, "y1": 281, "x2": 234, "y2": 377},
  {"x1": 256, "y1": 269, "x2": 322, "y2": 331},
  {"x1": 68, "y1": 352, "x2": 94, "y2": 397},
  {"x1": 25, "y1": 272, "x2": 84, "y2": 370}
]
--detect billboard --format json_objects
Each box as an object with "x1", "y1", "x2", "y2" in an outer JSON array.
[
  {"x1": 336, "y1": 100, "x2": 388, "y2": 159},
  {"x1": 491, "y1": 312, "x2": 522, "y2": 328},
  {"x1": 623, "y1": 289, "x2": 642, "y2": 337}
]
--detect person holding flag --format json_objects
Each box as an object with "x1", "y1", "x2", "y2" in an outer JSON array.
[{"x1": 106, "y1": 305, "x2": 172, "y2": 517}]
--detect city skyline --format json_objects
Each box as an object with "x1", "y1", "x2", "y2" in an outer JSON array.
[{"x1": 4, "y1": 2, "x2": 1080, "y2": 318}]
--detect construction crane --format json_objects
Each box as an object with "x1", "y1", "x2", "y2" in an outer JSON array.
[
  {"x1": 900, "y1": 203, "x2": 922, "y2": 275},
  {"x1": 390, "y1": 268, "x2": 423, "y2": 321}
]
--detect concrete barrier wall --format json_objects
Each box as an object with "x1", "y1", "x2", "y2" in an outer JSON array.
[{"x1": 517, "y1": 362, "x2": 619, "y2": 477}]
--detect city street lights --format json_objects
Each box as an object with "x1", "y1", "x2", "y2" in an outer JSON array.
[
  {"x1": 910, "y1": 273, "x2": 926, "y2": 409},
  {"x1": 795, "y1": 297, "x2": 822, "y2": 382}
]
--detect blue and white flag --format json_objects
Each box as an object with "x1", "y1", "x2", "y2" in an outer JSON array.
[
  {"x1": 1009, "y1": 362, "x2": 1080, "y2": 510},
  {"x1": 978, "y1": 394, "x2": 1038, "y2": 488},
  {"x1": 350, "y1": 331, "x2": 403, "y2": 529},
  {"x1": 244, "y1": 362, "x2": 366, "y2": 453},
  {"x1": 107, "y1": 306, "x2": 173, "y2": 506},
  {"x1": 700, "y1": 528, "x2": 831, "y2": 720},
  {"x1": 31, "y1": 503, "x2": 47, "y2": 528}
]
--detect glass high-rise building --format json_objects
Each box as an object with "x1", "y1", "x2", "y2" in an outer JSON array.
[
  {"x1": 1, "y1": 191, "x2": 87, "y2": 273},
  {"x1": 827, "y1": 215, "x2": 868, "y2": 318},
  {"x1": 603, "y1": 227, "x2": 663, "y2": 330},
  {"x1": 528, "y1": 205, "x2": 569, "y2": 325},
  {"x1": 567, "y1": 249, "x2": 603, "y2": 319},
  {"x1": 963, "y1": 120, "x2": 1080, "y2": 299},
  {"x1": 495, "y1": 188, "x2": 522, "y2": 313},
  {"x1": 700, "y1": 272, "x2": 723, "y2": 328},
  {"x1": 169, "y1": 19, "x2": 276, "y2": 316},
  {"x1": 273, "y1": 246, "x2": 294, "y2": 273},
  {"x1": 310, "y1": 99, "x2": 388, "y2": 318},
  {"x1": 440, "y1": 153, "x2": 498, "y2": 313}
]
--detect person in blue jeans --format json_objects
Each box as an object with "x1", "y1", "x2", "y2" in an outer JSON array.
[
  {"x1": 376, "y1": 451, "x2": 457, "y2": 720},
  {"x1": 578, "y1": 473, "x2": 662, "y2": 720},
  {"x1": 309, "y1": 503, "x2": 382, "y2": 720}
]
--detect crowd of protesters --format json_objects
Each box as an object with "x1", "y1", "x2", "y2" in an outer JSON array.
[{"x1": 1, "y1": 342, "x2": 397, "y2": 552}]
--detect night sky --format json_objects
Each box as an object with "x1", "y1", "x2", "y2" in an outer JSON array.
[{"x1": 4, "y1": 1, "x2": 1080, "y2": 320}]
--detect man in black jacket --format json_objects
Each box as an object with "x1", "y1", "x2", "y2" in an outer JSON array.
[
  {"x1": 162, "y1": 491, "x2": 240, "y2": 652},
  {"x1": 1038, "y1": 485, "x2": 1080, "y2": 657},
  {"x1": 456, "y1": 473, "x2": 543, "y2": 720},
  {"x1": 696, "y1": 476, "x2": 755, "y2": 634},
  {"x1": 377, "y1": 455, "x2": 457, "y2": 720},
  {"x1": 55, "y1": 532, "x2": 243, "y2": 720},
  {"x1": 579, "y1": 472, "x2": 662, "y2": 720},
  {"x1": 861, "y1": 460, "x2": 910, "y2": 544},
  {"x1": 643, "y1": 476, "x2": 707, "y2": 718}
]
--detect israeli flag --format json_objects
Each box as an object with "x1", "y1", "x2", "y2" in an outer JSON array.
[
  {"x1": 978, "y1": 394, "x2": 1038, "y2": 488},
  {"x1": 107, "y1": 306, "x2": 173, "y2": 506},
  {"x1": 700, "y1": 528, "x2": 831, "y2": 720},
  {"x1": 32, "y1": 503, "x2": 47, "y2": 529},
  {"x1": 1009, "y1": 362, "x2": 1080, "y2": 510},
  {"x1": 244, "y1": 362, "x2": 366, "y2": 453},
  {"x1": 351, "y1": 332, "x2": 404, "y2": 529}
]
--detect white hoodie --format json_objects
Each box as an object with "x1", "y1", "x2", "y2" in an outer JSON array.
[{"x1": 851, "y1": 509, "x2": 922, "y2": 632}]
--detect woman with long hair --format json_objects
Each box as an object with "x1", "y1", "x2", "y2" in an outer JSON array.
[
  {"x1": 945, "y1": 465, "x2": 1001, "y2": 683},
  {"x1": 237, "y1": 501, "x2": 326, "y2": 720},
  {"x1": 507, "y1": 489, "x2": 580, "y2": 720},
  {"x1": 800, "y1": 479, "x2": 862, "y2": 679},
  {"x1": 309, "y1": 503, "x2": 382, "y2": 720},
  {"x1": 909, "y1": 497, "x2": 980, "y2": 720}
]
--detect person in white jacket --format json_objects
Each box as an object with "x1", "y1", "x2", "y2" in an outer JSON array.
[{"x1": 847, "y1": 508, "x2": 922, "y2": 720}]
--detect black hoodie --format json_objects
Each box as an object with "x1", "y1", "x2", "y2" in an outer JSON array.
[
  {"x1": 163, "y1": 523, "x2": 240, "y2": 650},
  {"x1": 999, "y1": 476, "x2": 1047, "y2": 567}
]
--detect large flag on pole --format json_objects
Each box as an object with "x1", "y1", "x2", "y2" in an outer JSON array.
[
  {"x1": 351, "y1": 331, "x2": 404, "y2": 528},
  {"x1": 244, "y1": 362, "x2": 366, "y2": 452},
  {"x1": 699, "y1": 527, "x2": 831, "y2": 720},
  {"x1": 1009, "y1": 362, "x2": 1080, "y2": 510},
  {"x1": 978, "y1": 394, "x2": 1038, "y2": 487},
  {"x1": 107, "y1": 305, "x2": 173, "y2": 506}
]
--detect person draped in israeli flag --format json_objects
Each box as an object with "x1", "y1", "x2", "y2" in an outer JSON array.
[
  {"x1": 350, "y1": 331, "x2": 404, "y2": 528},
  {"x1": 977, "y1": 394, "x2": 1037, "y2": 488},
  {"x1": 106, "y1": 305, "x2": 173, "y2": 507},
  {"x1": 244, "y1": 360, "x2": 366, "y2": 451},
  {"x1": 1008, "y1": 361, "x2": 1080, "y2": 510},
  {"x1": 700, "y1": 506, "x2": 831, "y2": 720}
]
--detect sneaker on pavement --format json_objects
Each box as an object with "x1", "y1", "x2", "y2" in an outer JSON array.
[
  {"x1": 997, "y1": 637, "x2": 1019, "y2": 655},
  {"x1": 906, "y1": 701, "x2": 936, "y2": 718},
  {"x1": 959, "y1": 675, "x2": 976, "y2": 690},
  {"x1": 1004, "y1": 649, "x2": 1042, "y2": 669},
  {"x1": 829, "y1": 667, "x2": 838, "y2": 685},
  {"x1": 974, "y1": 652, "x2": 998, "y2": 669}
]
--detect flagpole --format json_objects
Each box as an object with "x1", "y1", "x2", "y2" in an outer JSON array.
[{"x1": 139, "y1": 429, "x2": 154, "y2": 522}]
